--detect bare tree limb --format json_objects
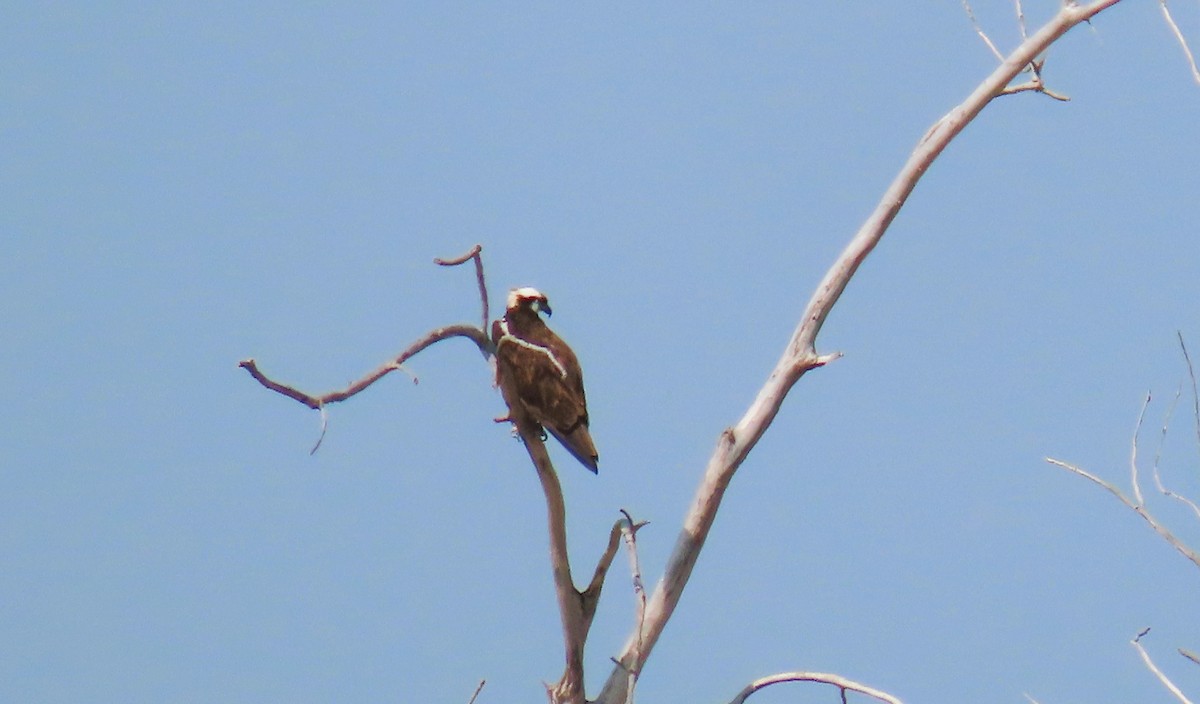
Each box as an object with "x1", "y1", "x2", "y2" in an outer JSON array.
[
  {"x1": 1160, "y1": 1, "x2": 1200, "y2": 87},
  {"x1": 238, "y1": 245, "x2": 492, "y2": 448},
  {"x1": 725, "y1": 671, "x2": 904, "y2": 704},
  {"x1": 1045, "y1": 457, "x2": 1200, "y2": 570},
  {"x1": 238, "y1": 324, "x2": 490, "y2": 410},
  {"x1": 595, "y1": 3, "x2": 1127, "y2": 699},
  {"x1": 1133, "y1": 629, "x2": 1195, "y2": 704}
]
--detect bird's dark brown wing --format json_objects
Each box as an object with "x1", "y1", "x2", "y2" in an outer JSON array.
[
  {"x1": 535, "y1": 329, "x2": 598, "y2": 472},
  {"x1": 493, "y1": 321, "x2": 598, "y2": 472}
]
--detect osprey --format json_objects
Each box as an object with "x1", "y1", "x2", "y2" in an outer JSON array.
[{"x1": 492, "y1": 287, "x2": 599, "y2": 473}]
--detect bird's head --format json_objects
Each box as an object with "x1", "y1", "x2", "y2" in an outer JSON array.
[{"x1": 507, "y1": 286, "x2": 552, "y2": 317}]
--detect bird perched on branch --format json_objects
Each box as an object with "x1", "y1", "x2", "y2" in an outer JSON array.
[{"x1": 492, "y1": 287, "x2": 599, "y2": 473}]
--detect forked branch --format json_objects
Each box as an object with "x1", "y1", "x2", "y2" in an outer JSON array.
[{"x1": 1046, "y1": 338, "x2": 1200, "y2": 571}]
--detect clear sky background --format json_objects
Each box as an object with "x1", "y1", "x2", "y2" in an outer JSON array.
[{"x1": 3, "y1": 3, "x2": 1200, "y2": 703}]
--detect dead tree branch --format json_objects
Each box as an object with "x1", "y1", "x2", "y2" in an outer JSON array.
[
  {"x1": 595, "y1": 3, "x2": 1126, "y2": 699},
  {"x1": 1045, "y1": 456, "x2": 1200, "y2": 570},
  {"x1": 1160, "y1": 1, "x2": 1200, "y2": 87},
  {"x1": 509, "y1": 402, "x2": 621, "y2": 704},
  {"x1": 239, "y1": 324, "x2": 491, "y2": 410},
  {"x1": 238, "y1": 244, "x2": 493, "y2": 416},
  {"x1": 1133, "y1": 629, "x2": 1195, "y2": 704},
  {"x1": 726, "y1": 671, "x2": 904, "y2": 704},
  {"x1": 1047, "y1": 337, "x2": 1200, "y2": 571}
]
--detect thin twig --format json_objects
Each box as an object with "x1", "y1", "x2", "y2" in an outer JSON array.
[
  {"x1": 435, "y1": 244, "x2": 490, "y2": 334},
  {"x1": 962, "y1": 0, "x2": 1006, "y2": 61},
  {"x1": 1152, "y1": 384, "x2": 1181, "y2": 484},
  {"x1": 726, "y1": 671, "x2": 904, "y2": 704},
  {"x1": 1151, "y1": 384, "x2": 1200, "y2": 520},
  {"x1": 1160, "y1": 1, "x2": 1200, "y2": 87},
  {"x1": 466, "y1": 679, "x2": 486, "y2": 704},
  {"x1": 1133, "y1": 629, "x2": 1195, "y2": 704},
  {"x1": 312, "y1": 406, "x2": 329, "y2": 454},
  {"x1": 1178, "y1": 332, "x2": 1200, "y2": 457},
  {"x1": 1132, "y1": 392, "x2": 1152, "y2": 506},
  {"x1": 618, "y1": 509, "x2": 648, "y2": 704}
]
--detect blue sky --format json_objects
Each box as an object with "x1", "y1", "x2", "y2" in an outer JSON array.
[{"x1": 4, "y1": 2, "x2": 1200, "y2": 702}]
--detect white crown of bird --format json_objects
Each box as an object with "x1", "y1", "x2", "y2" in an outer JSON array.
[{"x1": 507, "y1": 286, "x2": 547, "y2": 310}]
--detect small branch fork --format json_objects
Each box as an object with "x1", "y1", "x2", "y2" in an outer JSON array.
[
  {"x1": 962, "y1": 0, "x2": 1070, "y2": 101},
  {"x1": 725, "y1": 671, "x2": 904, "y2": 704}
]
